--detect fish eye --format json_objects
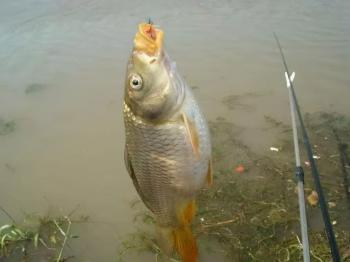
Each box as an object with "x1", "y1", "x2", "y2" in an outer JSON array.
[{"x1": 129, "y1": 73, "x2": 143, "y2": 90}]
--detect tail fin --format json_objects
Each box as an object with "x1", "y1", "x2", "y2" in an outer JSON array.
[
  {"x1": 173, "y1": 225, "x2": 198, "y2": 262},
  {"x1": 156, "y1": 201, "x2": 198, "y2": 261},
  {"x1": 173, "y1": 200, "x2": 198, "y2": 262}
]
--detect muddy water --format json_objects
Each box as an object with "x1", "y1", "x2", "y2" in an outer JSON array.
[{"x1": 0, "y1": 0, "x2": 349, "y2": 261}]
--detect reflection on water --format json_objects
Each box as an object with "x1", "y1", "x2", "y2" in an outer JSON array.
[{"x1": 0, "y1": 0, "x2": 349, "y2": 260}]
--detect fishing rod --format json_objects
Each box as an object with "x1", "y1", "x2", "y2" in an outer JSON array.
[
  {"x1": 274, "y1": 38, "x2": 310, "y2": 262},
  {"x1": 286, "y1": 72, "x2": 310, "y2": 262},
  {"x1": 274, "y1": 33, "x2": 341, "y2": 262}
]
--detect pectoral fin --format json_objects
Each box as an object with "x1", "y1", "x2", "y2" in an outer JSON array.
[{"x1": 181, "y1": 113, "x2": 200, "y2": 158}]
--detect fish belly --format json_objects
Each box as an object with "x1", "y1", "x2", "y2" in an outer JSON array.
[{"x1": 123, "y1": 95, "x2": 210, "y2": 227}]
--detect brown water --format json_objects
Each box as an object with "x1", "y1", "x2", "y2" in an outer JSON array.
[{"x1": 0, "y1": 0, "x2": 349, "y2": 261}]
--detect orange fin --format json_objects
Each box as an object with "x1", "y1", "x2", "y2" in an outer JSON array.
[
  {"x1": 173, "y1": 200, "x2": 198, "y2": 262},
  {"x1": 181, "y1": 113, "x2": 200, "y2": 158},
  {"x1": 206, "y1": 159, "x2": 213, "y2": 187},
  {"x1": 173, "y1": 226, "x2": 198, "y2": 262},
  {"x1": 180, "y1": 200, "x2": 197, "y2": 225}
]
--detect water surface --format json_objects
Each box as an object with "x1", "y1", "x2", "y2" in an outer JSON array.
[{"x1": 0, "y1": 0, "x2": 349, "y2": 261}]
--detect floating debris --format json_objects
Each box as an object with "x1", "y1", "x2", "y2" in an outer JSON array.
[
  {"x1": 328, "y1": 202, "x2": 336, "y2": 208},
  {"x1": 270, "y1": 147, "x2": 279, "y2": 152},
  {"x1": 307, "y1": 191, "x2": 319, "y2": 206},
  {"x1": 313, "y1": 155, "x2": 321, "y2": 160},
  {"x1": 234, "y1": 164, "x2": 245, "y2": 174},
  {"x1": 304, "y1": 161, "x2": 311, "y2": 167}
]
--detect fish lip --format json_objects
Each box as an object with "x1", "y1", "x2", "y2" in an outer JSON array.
[{"x1": 133, "y1": 23, "x2": 164, "y2": 55}]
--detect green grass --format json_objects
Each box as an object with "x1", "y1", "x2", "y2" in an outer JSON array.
[{"x1": 0, "y1": 208, "x2": 87, "y2": 261}]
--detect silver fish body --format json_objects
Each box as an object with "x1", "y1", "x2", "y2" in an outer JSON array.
[
  {"x1": 123, "y1": 70, "x2": 211, "y2": 227},
  {"x1": 123, "y1": 23, "x2": 211, "y2": 261}
]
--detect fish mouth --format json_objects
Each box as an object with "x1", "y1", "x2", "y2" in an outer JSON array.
[{"x1": 134, "y1": 23, "x2": 164, "y2": 56}]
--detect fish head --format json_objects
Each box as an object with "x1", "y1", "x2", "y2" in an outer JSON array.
[{"x1": 124, "y1": 23, "x2": 184, "y2": 122}]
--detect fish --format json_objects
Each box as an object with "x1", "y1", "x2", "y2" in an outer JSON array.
[{"x1": 123, "y1": 22, "x2": 212, "y2": 262}]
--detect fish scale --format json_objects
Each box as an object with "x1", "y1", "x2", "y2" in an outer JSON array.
[{"x1": 123, "y1": 89, "x2": 210, "y2": 227}]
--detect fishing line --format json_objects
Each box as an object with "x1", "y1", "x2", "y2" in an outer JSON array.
[{"x1": 274, "y1": 33, "x2": 341, "y2": 262}]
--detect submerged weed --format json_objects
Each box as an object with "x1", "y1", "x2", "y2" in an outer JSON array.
[
  {"x1": 25, "y1": 83, "x2": 46, "y2": 94},
  {"x1": 0, "y1": 118, "x2": 15, "y2": 135},
  {"x1": 0, "y1": 209, "x2": 86, "y2": 261}
]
